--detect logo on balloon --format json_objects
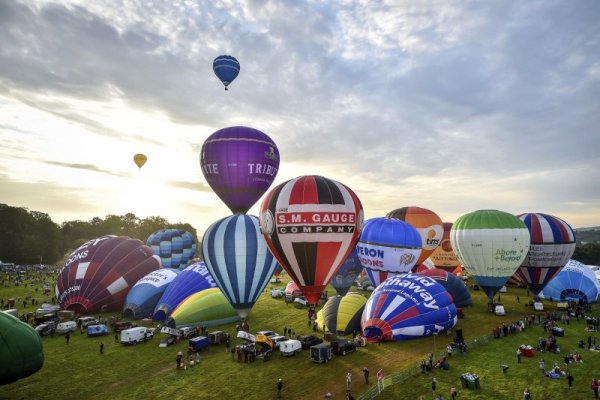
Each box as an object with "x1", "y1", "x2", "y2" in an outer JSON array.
[
  {"x1": 264, "y1": 146, "x2": 279, "y2": 161},
  {"x1": 261, "y1": 210, "x2": 275, "y2": 236},
  {"x1": 399, "y1": 253, "x2": 416, "y2": 267}
]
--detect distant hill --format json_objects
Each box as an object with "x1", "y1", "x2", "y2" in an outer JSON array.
[{"x1": 574, "y1": 226, "x2": 600, "y2": 244}]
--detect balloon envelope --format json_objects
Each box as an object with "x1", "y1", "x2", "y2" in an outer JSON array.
[
  {"x1": 56, "y1": 236, "x2": 161, "y2": 314},
  {"x1": 201, "y1": 126, "x2": 280, "y2": 214},
  {"x1": 123, "y1": 269, "x2": 179, "y2": 319},
  {"x1": 316, "y1": 293, "x2": 367, "y2": 335},
  {"x1": 0, "y1": 312, "x2": 44, "y2": 385},
  {"x1": 386, "y1": 207, "x2": 443, "y2": 267},
  {"x1": 331, "y1": 249, "x2": 363, "y2": 296},
  {"x1": 450, "y1": 210, "x2": 530, "y2": 300},
  {"x1": 540, "y1": 260, "x2": 600, "y2": 303},
  {"x1": 167, "y1": 288, "x2": 239, "y2": 328},
  {"x1": 133, "y1": 153, "x2": 147, "y2": 169},
  {"x1": 146, "y1": 229, "x2": 197, "y2": 270},
  {"x1": 417, "y1": 268, "x2": 472, "y2": 308},
  {"x1": 213, "y1": 55, "x2": 240, "y2": 90},
  {"x1": 366, "y1": 269, "x2": 395, "y2": 288},
  {"x1": 260, "y1": 175, "x2": 363, "y2": 305},
  {"x1": 153, "y1": 262, "x2": 217, "y2": 321},
  {"x1": 361, "y1": 273, "x2": 457, "y2": 341},
  {"x1": 203, "y1": 214, "x2": 279, "y2": 319},
  {"x1": 357, "y1": 217, "x2": 422, "y2": 275},
  {"x1": 516, "y1": 213, "x2": 576, "y2": 295},
  {"x1": 430, "y1": 222, "x2": 461, "y2": 272},
  {"x1": 285, "y1": 281, "x2": 302, "y2": 297}
]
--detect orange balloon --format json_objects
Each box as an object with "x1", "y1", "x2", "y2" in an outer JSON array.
[
  {"x1": 133, "y1": 154, "x2": 147, "y2": 169},
  {"x1": 430, "y1": 222, "x2": 462, "y2": 272},
  {"x1": 386, "y1": 206, "x2": 443, "y2": 266}
]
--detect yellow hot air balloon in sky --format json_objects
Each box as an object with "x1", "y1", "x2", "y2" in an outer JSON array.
[{"x1": 133, "y1": 153, "x2": 147, "y2": 169}]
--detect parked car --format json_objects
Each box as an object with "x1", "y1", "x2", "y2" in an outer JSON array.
[
  {"x1": 280, "y1": 339, "x2": 302, "y2": 357},
  {"x1": 111, "y1": 320, "x2": 135, "y2": 332},
  {"x1": 35, "y1": 321, "x2": 56, "y2": 336},
  {"x1": 310, "y1": 343, "x2": 332, "y2": 363},
  {"x1": 331, "y1": 339, "x2": 357, "y2": 356},
  {"x1": 77, "y1": 316, "x2": 98, "y2": 328},
  {"x1": 298, "y1": 335, "x2": 323, "y2": 350},
  {"x1": 270, "y1": 335, "x2": 288, "y2": 349},
  {"x1": 179, "y1": 327, "x2": 196, "y2": 338},
  {"x1": 56, "y1": 321, "x2": 77, "y2": 335},
  {"x1": 208, "y1": 331, "x2": 230, "y2": 345},
  {"x1": 121, "y1": 327, "x2": 153, "y2": 344},
  {"x1": 294, "y1": 296, "x2": 309, "y2": 307}
]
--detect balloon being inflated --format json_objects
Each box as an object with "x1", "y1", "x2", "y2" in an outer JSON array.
[{"x1": 201, "y1": 126, "x2": 280, "y2": 215}]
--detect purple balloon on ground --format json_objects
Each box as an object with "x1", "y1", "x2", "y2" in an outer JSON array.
[{"x1": 200, "y1": 126, "x2": 280, "y2": 214}]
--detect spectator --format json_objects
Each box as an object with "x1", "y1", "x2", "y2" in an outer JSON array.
[
  {"x1": 450, "y1": 385, "x2": 458, "y2": 400},
  {"x1": 363, "y1": 367, "x2": 369, "y2": 384},
  {"x1": 277, "y1": 378, "x2": 283, "y2": 399},
  {"x1": 523, "y1": 388, "x2": 531, "y2": 400}
]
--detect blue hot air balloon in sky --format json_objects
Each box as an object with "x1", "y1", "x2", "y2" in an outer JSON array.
[
  {"x1": 146, "y1": 229, "x2": 197, "y2": 270},
  {"x1": 361, "y1": 273, "x2": 457, "y2": 341},
  {"x1": 213, "y1": 55, "x2": 240, "y2": 90},
  {"x1": 152, "y1": 262, "x2": 216, "y2": 321},
  {"x1": 203, "y1": 214, "x2": 279, "y2": 320},
  {"x1": 123, "y1": 269, "x2": 180, "y2": 319}
]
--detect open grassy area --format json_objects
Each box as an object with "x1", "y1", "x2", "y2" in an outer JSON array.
[{"x1": 1, "y1": 272, "x2": 599, "y2": 400}]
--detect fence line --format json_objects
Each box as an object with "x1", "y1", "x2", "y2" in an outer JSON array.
[{"x1": 357, "y1": 333, "x2": 494, "y2": 400}]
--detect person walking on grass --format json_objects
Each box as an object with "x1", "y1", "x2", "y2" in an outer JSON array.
[
  {"x1": 431, "y1": 377, "x2": 437, "y2": 396},
  {"x1": 523, "y1": 388, "x2": 531, "y2": 400},
  {"x1": 99, "y1": 342, "x2": 104, "y2": 354},
  {"x1": 591, "y1": 378, "x2": 599, "y2": 399},
  {"x1": 450, "y1": 385, "x2": 458, "y2": 400},
  {"x1": 363, "y1": 367, "x2": 370, "y2": 384},
  {"x1": 277, "y1": 378, "x2": 283, "y2": 399}
]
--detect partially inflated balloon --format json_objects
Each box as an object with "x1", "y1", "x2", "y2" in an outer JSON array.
[
  {"x1": 201, "y1": 126, "x2": 280, "y2": 214},
  {"x1": 386, "y1": 207, "x2": 443, "y2": 268},
  {"x1": 55, "y1": 236, "x2": 161, "y2": 314},
  {"x1": 133, "y1": 154, "x2": 147, "y2": 169},
  {"x1": 450, "y1": 210, "x2": 530, "y2": 300},
  {"x1": 430, "y1": 222, "x2": 461, "y2": 272},
  {"x1": 167, "y1": 288, "x2": 239, "y2": 328},
  {"x1": 516, "y1": 213, "x2": 576, "y2": 295},
  {"x1": 260, "y1": 175, "x2": 363, "y2": 306},
  {"x1": 366, "y1": 269, "x2": 395, "y2": 288},
  {"x1": 123, "y1": 269, "x2": 180, "y2": 319},
  {"x1": 331, "y1": 248, "x2": 363, "y2": 296},
  {"x1": 146, "y1": 229, "x2": 197, "y2": 270},
  {"x1": 0, "y1": 312, "x2": 44, "y2": 385},
  {"x1": 203, "y1": 214, "x2": 279, "y2": 319},
  {"x1": 316, "y1": 293, "x2": 367, "y2": 335},
  {"x1": 417, "y1": 268, "x2": 472, "y2": 308},
  {"x1": 361, "y1": 273, "x2": 457, "y2": 341},
  {"x1": 356, "y1": 217, "x2": 422, "y2": 275},
  {"x1": 541, "y1": 260, "x2": 600, "y2": 303},
  {"x1": 213, "y1": 55, "x2": 240, "y2": 90}
]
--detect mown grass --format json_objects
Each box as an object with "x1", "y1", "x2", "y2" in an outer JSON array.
[{"x1": 1, "y1": 273, "x2": 598, "y2": 400}]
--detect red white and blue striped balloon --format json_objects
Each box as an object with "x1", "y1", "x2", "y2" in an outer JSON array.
[
  {"x1": 203, "y1": 214, "x2": 279, "y2": 320},
  {"x1": 361, "y1": 273, "x2": 457, "y2": 341},
  {"x1": 516, "y1": 213, "x2": 576, "y2": 295}
]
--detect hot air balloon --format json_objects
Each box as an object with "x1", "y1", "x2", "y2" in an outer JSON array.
[
  {"x1": 316, "y1": 293, "x2": 367, "y2": 335},
  {"x1": 0, "y1": 312, "x2": 44, "y2": 385},
  {"x1": 166, "y1": 287, "x2": 239, "y2": 328},
  {"x1": 357, "y1": 217, "x2": 422, "y2": 277},
  {"x1": 123, "y1": 269, "x2": 180, "y2": 319},
  {"x1": 366, "y1": 270, "x2": 395, "y2": 288},
  {"x1": 414, "y1": 258, "x2": 435, "y2": 273},
  {"x1": 331, "y1": 249, "x2": 363, "y2": 296},
  {"x1": 202, "y1": 214, "x2": 279, "y2": 320},
  {"x1": 153, "y1": 262, "x2": 217, "y2": 321},
  {"x1": 386, "y1": 207, "x2": 443, "y2": 269},
  {"x1": 540, "y1": 260, "x2": 600, "y2": 303},
  {"x1": 430, "y1": 222, "x2": 462, "y2": 272},
  {"x1": 146, "y1": 229, "x2": 197, "y2": 270},
  {"x1": 516, "y1": 213, "x2": 576, "y2": 295},
  {"x1": 213, "y1": 55, "x2": 240, "y2": 90},
  {"x1": 285, "y1": 281, "x2": 302, "y2": 297},
  {"x1": 201, "y1": 126, "x2": 280, "y2": 215},
  {"x1": 361, "y1": 273, "x2": 457, "y2": 341},
  {"x1": 56, "y1": 236, "x2": 161, "y2": 314},
  {"x1": 417, "y1": 268, "x2": 472, "y2": 308},
  {"x1": 450, "y1": 210, "x2": 530, "y2": 300},
  {"x1": 259, "y1": 175, "x2": 363, "y2": 307},
  {"x1": 133, "y1": 154, "x2": 147, "y2": 169}
]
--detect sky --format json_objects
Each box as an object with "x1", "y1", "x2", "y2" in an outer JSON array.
[{"x1": 1, "y1": 0, "x2": 599, "y2": 237}]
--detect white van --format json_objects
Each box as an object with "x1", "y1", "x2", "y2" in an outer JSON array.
[
  {"x1": 280, "y1": 339, "x2": 302, "y2": 357},
  {"x1": 121, "y1": 327, "x2": 154, "y2": 345},
  {"x1": 56, "y1": 321, "x2": 77, "y2": 334},
  {"x1": 77, "y1": 316, "x2": 98, "y2": 328}
]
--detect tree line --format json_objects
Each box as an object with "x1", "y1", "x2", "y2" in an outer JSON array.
[{"x1": 0, "y1": 203, "x2": 197, "y2": 265}]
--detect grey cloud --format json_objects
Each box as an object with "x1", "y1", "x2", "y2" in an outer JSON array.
[{"x1": 43, "y1": 160, "x2": 125, "y2": 177}]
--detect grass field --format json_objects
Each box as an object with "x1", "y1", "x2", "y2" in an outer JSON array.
[{"x1": 1, "y1": 271, "x2": 599, "y2": 400}]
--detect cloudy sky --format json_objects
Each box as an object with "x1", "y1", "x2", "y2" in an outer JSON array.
[{"x1": 1, "y1": 0, "x2": 599, "y2": 236}]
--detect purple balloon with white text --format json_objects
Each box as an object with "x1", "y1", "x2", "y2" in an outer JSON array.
[{"x1": 200, "y1": 126, "x2": 280, "y2": 214}]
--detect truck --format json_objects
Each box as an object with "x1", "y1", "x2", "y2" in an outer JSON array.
[
  {"x1": 208, "y1": 331, "x2": 230, "y2": 345},
  {"x1": 121, "y1": 327, "x2": 154, "y2": 345},
  {"x1": 56, "y1": 321, "x2": 77, "y2": 334},
  {"x1": 188, "y1": 336, "x2": 210, "y2": 352}
]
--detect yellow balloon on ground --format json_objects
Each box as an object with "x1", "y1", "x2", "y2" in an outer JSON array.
[
  {"x1": 316, "y1": 292, "x2": 367, "y2": 335},
  {"x1": 133, "y1": 154, "x2": 147, "y2": 169}
]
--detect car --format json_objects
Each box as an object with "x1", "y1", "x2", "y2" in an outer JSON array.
[
  {"x1": 298, "y1": 335, "x2": 323, "y2": 350},
  {"x1": 331, "y1": 339, "x2": 357, "y2": 356},
  {"x1": 179, "y1": 327, "x2": 196, "y2": 338},
  {"x1": 256, "y1": 330, "x2": 279, "y2": 340},
  {"x1": 294, "y1": 296, "x2": 309, "y2": 307},
  {"x1": 77, "y1": 317, "x2": 99, "y2": 328},
  {"x1": 270, "y1": 288, "x2": 284, "y2": 298},
  {"x1": 270, "y1": 335, "x2": 288, "y2": 349},
  {"x1": 35, "y1": 321, "x2": 56, "y2": 336},
  {"x1": 111, "y1": 320, "x2": 135, "y2": 332}
]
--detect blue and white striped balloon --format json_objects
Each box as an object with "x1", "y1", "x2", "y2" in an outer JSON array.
[{"x1": 202, "y1": 214, "x2": 279, "y2": 320}]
